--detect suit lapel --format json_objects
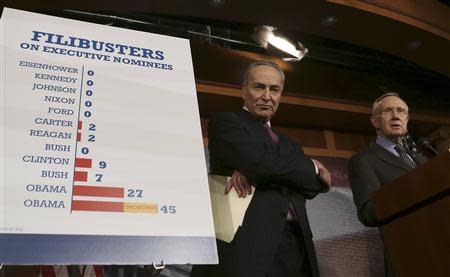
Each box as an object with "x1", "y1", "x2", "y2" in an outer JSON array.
[
  {"x1": 237, "y1": 110, "x2": 278, "y2": 146},
  {"x1": 371, "y1": 143, "x2": 412, "y2": 171},
  {"x1": 273, "y1": 129, "x2": 293, "y2": 154}
]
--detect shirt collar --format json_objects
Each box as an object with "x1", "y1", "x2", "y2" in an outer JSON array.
[{"x1": 375, "y1": 135, "x2": 399, "y2": 157}]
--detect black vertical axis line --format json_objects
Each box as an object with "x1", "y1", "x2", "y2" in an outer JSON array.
[{"x1": 70, "y1": 65, "x2": 85, "y2": 214}]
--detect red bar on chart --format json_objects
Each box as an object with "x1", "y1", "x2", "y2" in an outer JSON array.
[
  {"x1": 77, "y1": 132, "x2": 81, "y2": 141},
  {"x1": 74, "y1": 171, "x2": 88, "y2": 182},
  {"x1": 75, "y1": 158, "x2": 92, "y2": 168},
  {"x1": 73, "y1": 185, "x2": 124, "y2": 198},
  {"x1": 78, "y1": 121, "x2": 83, "y2": 129},
  {"x1": 72, "y1": 200, "x2": 124, "y2": 212}
]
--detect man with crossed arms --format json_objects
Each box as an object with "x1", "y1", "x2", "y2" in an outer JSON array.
[{"x1": 191, "y1": 60, "x2": 331, "y2": 277}]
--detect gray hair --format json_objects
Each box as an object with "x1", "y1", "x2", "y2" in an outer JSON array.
[
  {"x1": 371, "y1": 92, "x2": 409, "y2": 116},
  {"x1": 242, "y1": 60, "x2": 285, "y2": 85}
]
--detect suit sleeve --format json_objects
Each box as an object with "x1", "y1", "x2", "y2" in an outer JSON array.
[
  {"x1": 348, "y1": 154, "x2": 381, "y2": 227},
  {"x1": 208, "y1": 113, "x2": 324, "y2": 194}
]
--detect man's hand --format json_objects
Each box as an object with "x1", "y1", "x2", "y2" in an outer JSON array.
[
  {"x1": 226, "y1": 170, "x2": 253, "y2": 198},
  {"x1": 312, "y1": 159, "x2": 332, "y2": 192}
]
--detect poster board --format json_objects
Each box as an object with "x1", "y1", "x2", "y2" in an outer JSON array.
[{"x1": 0, "y1": 8, "x2": 217, "y2": 265}]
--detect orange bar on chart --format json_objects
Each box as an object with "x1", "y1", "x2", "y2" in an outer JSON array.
[{"x1": 124, "y1": 203, "x2": 158, "y2": 214}]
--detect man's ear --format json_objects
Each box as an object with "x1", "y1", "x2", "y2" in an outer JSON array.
[
  {"x1": 241, "y1": 86, "x2": 247, "y2": 101},
  {"x1": 371, "y1": 115, "x2": 380, "y2": 129},
  {"x1": 404, "y1": 115, "x2": 409, "y2": 133}
]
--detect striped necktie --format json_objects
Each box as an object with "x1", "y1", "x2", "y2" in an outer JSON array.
[{"x1": 394, "y1": 144, "x2": 417, "y2": 169}]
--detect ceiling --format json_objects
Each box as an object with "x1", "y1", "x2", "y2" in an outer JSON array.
[
  {"x1": 2, "y1": 0, "x2": 450, "y2": 135},
  {"x1": 3, "y1": 0, "x2": 449, "y2": 74}
]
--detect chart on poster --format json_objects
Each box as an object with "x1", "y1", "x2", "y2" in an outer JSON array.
[{"x1": 0, "y1": 8, "x2": 217, "y2": 264}]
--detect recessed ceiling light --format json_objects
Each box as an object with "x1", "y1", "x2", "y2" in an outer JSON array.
[
  {"x1": 209, "y1": 0, "x2": 225, "y2": 7},
  {"x1": 407, "y1": 40, "x2": 422, "y2": 50},
  {"x1": 321, "y1": 16, "x2": 337, "y2": 26}
]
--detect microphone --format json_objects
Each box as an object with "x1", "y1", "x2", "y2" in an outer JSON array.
[
  {"x1": 402, "y1": 132, "x2": 418, "y2": 153},
  {"x1": 416, "y1": 137, "x2": 439, "y2": 156}
]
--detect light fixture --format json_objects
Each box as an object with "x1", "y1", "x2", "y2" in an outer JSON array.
[
  {"x1": 321, "y1": 16, "x2": 337, "y2": 26},
  {"x1": 407, "y1": 40, "x2": 422, "y2": 50},
  {"x1": 209, "y1": 0, "x2": 226, "y2": 7},
  {"x1": 253, "y1": 25, "x2": 308, "y2": 62}
]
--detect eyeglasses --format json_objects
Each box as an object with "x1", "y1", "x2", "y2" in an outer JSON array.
[{"x1": 375, "y1": 107, "x2": 408, "y2": 117}]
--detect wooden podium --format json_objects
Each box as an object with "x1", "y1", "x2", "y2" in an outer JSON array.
[{"x1": 372, "y1": 150, "x2": 450, "y2": 277}]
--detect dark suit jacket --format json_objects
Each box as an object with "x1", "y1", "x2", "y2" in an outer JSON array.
[
  {"x1": 192, "y1": 110, "x2": 326, "y2": 277},
  {"x1": 349, "y1": 142, "x2": 427, "y2": 276},
  {"x1": 349, "y1": 142, "x2": 427, "y2": 227}
]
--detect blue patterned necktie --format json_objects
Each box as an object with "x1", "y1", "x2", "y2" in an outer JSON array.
[{"x1": 394, "y1": 144, "x2": 417, "y2": 169}]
